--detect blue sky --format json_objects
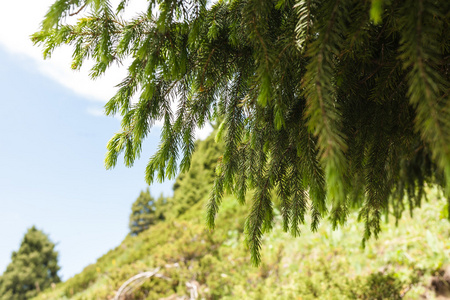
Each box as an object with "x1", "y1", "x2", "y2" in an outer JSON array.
[
  {"x1": 0, "y1": 47, "x2": 175, "y2": 279},
  {"x1": 0, "y1": 0, "x2": 211, "y2": 280}
]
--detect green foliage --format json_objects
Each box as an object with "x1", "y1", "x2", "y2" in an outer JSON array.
[
  {"x1": 33, "y1": 0, "x2": 450, "y2": 264},
  {"x1": 129, "y1": 188, "x2": 165, "y2": 236},
  {"x1": 0, "y1": 227, "x2": 61, "y2": 300},
  {"x1": 350, "y1": 272, "x2": 405, "y2": 299}
]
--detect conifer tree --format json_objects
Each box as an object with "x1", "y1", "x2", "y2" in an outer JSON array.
[
  {"x1": 33, "y1": 0, "x2": 449, "y2": 264},
  {"x1": 0, "y1": 226, "x2": 61, "y2": 300},
  {"x1": 129, "y1": 188, "x2": 163, "y2": 235}
]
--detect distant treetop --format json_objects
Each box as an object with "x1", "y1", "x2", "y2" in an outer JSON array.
[
  {"x1": 0, "y1": 226, "x2": 60, "y2": 300},
  {"x1": 129, "y1": 188, "x2": 165, "y2": 235}
]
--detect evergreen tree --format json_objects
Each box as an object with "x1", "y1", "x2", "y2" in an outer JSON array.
[
  {"x1": 0, "y1": 226, "x2": 61, "y2": 300},
  {"x1": 33, "y1": 0, "x2": 449, "y2": 264},
  {"x1": 129, "y1": 189, "x2": 164, "y2": 235}
]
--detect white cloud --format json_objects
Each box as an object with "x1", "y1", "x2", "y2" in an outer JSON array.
[
  {"x1": 0, "y1": 0, "x2": 213, "y2": 139},
  {"x1": 0, "y1": 0, "x2": 147, "y2": 103}
]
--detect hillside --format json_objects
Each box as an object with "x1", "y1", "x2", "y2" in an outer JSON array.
[{"x1": 33, "y1": 132, "x2": 450, "y2": 299}]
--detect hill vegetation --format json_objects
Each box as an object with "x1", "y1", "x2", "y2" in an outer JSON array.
[{"x1": 32, "y1": 132, "x2": 450, "y2": 299}]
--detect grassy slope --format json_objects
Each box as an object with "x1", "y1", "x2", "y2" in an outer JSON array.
[{"x1": 34, "y1": 133, "x2": 450, "y2": 300}]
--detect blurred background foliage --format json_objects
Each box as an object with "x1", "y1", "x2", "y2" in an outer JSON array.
[{"x1": 30, "y1": 131, "x2": 450, "y2": 300}]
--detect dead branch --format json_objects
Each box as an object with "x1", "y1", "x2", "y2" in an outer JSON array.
[{"x1": 114, "y1": 268, "x2": 161, "y2": 300}]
